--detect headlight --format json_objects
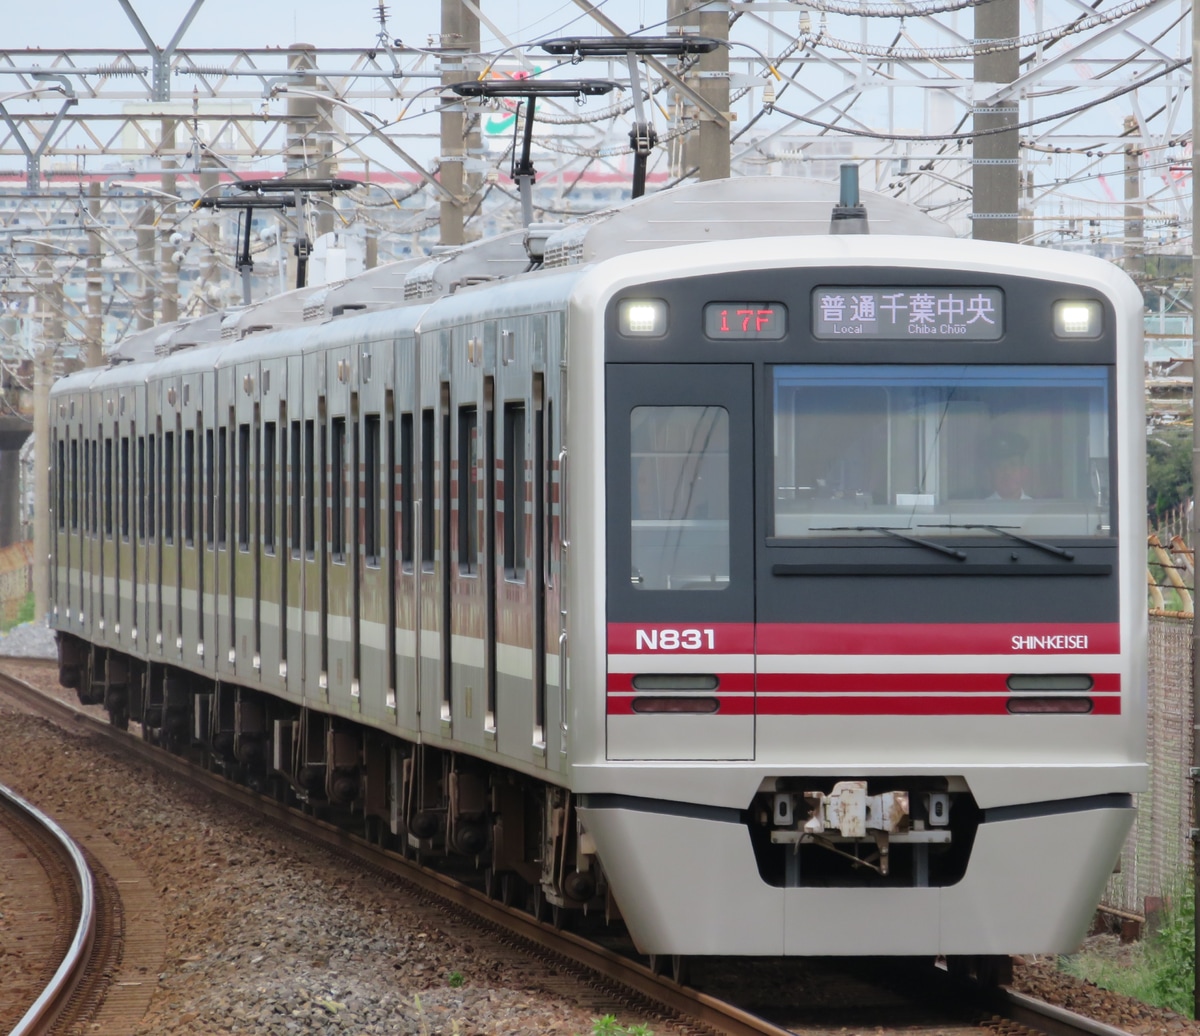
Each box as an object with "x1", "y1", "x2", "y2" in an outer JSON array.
[
  {"x1": 618, "y1": 298, "x2": 668, "y2": 337},
  {"x1": 1053, "y1": 299, "x2": 1102, "y2": 338}
]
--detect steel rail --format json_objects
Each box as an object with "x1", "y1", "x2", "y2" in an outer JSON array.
[{"x1": 2, "y1": 779, "x2": 96, "y2": 1036}]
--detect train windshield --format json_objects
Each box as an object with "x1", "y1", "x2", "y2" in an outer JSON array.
[{"x1": 772, "y1": 364, "x2": 1111, "y2": 539}]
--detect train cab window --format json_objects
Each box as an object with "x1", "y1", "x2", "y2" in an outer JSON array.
[
  {"x1": 771, "y1": 364, "x2": 1112, "y2": 540},
  {"x1": 630, "y1": 405, "x2": 731, "y2": 591},
  {"x1": 458, "y1": 406, "x2": 479, "y2": 574}
]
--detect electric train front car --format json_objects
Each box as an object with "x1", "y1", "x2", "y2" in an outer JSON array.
[{"x1": 568, "y1": 234, "x2": 1146, "y2": 959}]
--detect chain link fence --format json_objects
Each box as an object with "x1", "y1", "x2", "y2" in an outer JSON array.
[{"x1": 1104, "y1": 614, "x2": 1192, "y2": 917}]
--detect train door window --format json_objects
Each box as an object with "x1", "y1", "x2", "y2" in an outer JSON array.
[
  {"x1": 304, "y1": 419, "x2": 316, "y2": 558},
  {"x1": 184, "y1": 429, "x2": 195, "y2": 546},
  {"x1": 331, "y1": 416, "x2": 346, "y2": 562},
  {"x1": 70, "y1": 439, "x2": 79, "y2": 531},
  {"x1": 421, "y1": 409, "x2": 434, "y2": 569},
  {"x1": 533, "y1": 379, "x2": 546, "y2": 745},
  {"x1": 263, "y1": 421, "x2": 277, "y2": 555},
  {"x1": 57, "y1": 440, "x2": 66, "y2": 531},
  {"x1": 400, "y1": 413, "x2": 414, "y2": 569},
  {"x1": 290, "y1": 420, "x2": 301, "y2": 558},
  {"x1": 238, "y1": 423, "x2": 251, "y2": 551},
  {"x1": 485, "y1": 386, "x2": 497, "y2": 730},
  {"x1": 91, "y1": 439, "x2": 99, "y2": 536},
  {"x1": 147, "y1": 435, "x2": 156, "y2": 540},
  {"x1": 164, "y1": 432, "x2": 175, "y2": 544},
  {"x1": 217, "y1": 426, "x2": 227, "y2": 548},
  {"x1": 630, "y1": 406, "x2": 731, "y2": 590},
  {"x1": 104, "y1": 438, "x2": 113, "y2": 538},
  {"x1": 205, "y1": 430, "x2": 214, "y2": 547},
  {"x1": 503, "y1": 403, "x2": 526, "y2": 579},
  {"x1": 458, "y1": 405, "x2": 478, "y2": 574},
  {"x1": 120, "y1": 436, "x2": 130, "y2": 541},
  {"x1": 137, "y1": 436, "x2": 145, "y2": 542},
  {"x1": 365, "y1": 414, "x2": 380, "y2": 565},
  {"x1": 441, "y1": 391, "x2": 452, "y2": 719}
]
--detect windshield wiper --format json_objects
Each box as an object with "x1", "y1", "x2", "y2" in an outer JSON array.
[
  {"x1": 813, "y1": 526, "x2": 966, "y2": 560},
  {"x1": 918, "y1": 523, "x2": 1075, "y2": 561}
]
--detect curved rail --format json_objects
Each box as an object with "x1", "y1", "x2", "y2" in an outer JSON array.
[{"x1": 2, "y1": 781, "x2": 96, "y2": 1036}]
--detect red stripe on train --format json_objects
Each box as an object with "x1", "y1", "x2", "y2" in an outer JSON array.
[
  {"x1": 755, "y1": 672, "x2": 1122, "y2": 692},
  {"x1": 605, "y1": 695, "x2": 1119, "y2": 716},
  {"x1": 754, "y1": 696, "x2": 1121, "y2": 716}
]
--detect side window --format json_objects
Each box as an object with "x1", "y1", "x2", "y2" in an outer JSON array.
[{"x1": 630, "y1": 405, "x2": 730, "y2": 591}]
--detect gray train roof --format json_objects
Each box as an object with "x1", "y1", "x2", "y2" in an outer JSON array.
[
  {"x1": 541, "y1": 176, "x2": 953, "y2": 268},
  {"x1": 97, "y1": 176, "x2": 952, "y2": 364}
]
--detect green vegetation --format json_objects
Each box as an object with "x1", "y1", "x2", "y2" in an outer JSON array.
[
  {"x1": 586, "y1": 1017, "x2": 655, "y2": 1036},
  {"x1": 1, "y1": 591, "x2": 33, "y2": 632},
  {"x1": 1060, "y1": 882, "x2": 1195, "y2": 1019},
  {"x1": 1147, "y1": 426, "x2": 1193, "y2": 521},
  {"x1": 446, "y1": 970, "x2": 464, "y2": 988}
]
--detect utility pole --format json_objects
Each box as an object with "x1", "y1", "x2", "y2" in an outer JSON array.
[
  {"x1": 439, "y1": 0, "x2": 479, "y2": 246},
  {"x1": 135, "y1": 203, "x2": 156, "y2": 329},
  {"x1": 972, "y1": 0, "x2": 1019, "y2": 242},
  {"x1": 32, "y1": 240, "x2": 60, "y2": 621},
  {"x1": 1124, "y1": 116, "x2": 1145, "y2": 283},
  {"x1": 695, "y1": 0, "x2": 730, "y2": 181},
  {"x1": 161, "y1": 118, "x2": 180, "y2": 324},
  {"x1": 85, "y1": 181, "x2": 104, "y2": 368}
]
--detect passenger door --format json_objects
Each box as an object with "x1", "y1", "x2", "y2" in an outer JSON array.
[{"x1": 604, "y1": 364, "x2": 755, "y2": 760}]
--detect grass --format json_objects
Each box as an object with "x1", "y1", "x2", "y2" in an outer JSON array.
[
  {"x1": 1059, "y1": 881, "x2": 1195, "y2": 1019},
  {"x1": 0, "y1": 591, "x2": 34, "y2": 632}
]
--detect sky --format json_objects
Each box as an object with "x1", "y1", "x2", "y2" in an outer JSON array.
[{"x1": 5, "y1": 1, "x2": 653, "y2": 54}]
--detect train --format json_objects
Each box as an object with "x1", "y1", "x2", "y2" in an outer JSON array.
[{"x1": 49, "y1": 174, "x2": 1147, "y2": 977}]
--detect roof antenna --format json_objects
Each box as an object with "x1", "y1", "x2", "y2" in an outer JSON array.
[{"x1": 830, "y1": 163, "x2": 870, "y2": 234}]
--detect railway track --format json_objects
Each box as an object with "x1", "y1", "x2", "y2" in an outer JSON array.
[
  {"x1": 0, "y1": 778, "x2": 99, "y2": 1035},
  {"x1": 0, "y1": 662, "x2": 1142, "y2": 1036}
]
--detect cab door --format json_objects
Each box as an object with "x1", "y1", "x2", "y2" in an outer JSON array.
[{"x1": 604, "y1": 363, "x2": 755, "y2": 760}]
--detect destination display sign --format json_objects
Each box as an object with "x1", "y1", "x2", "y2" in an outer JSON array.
[{"x1": 811, "y1": 286, "x2": 1004, "y2": 341}]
